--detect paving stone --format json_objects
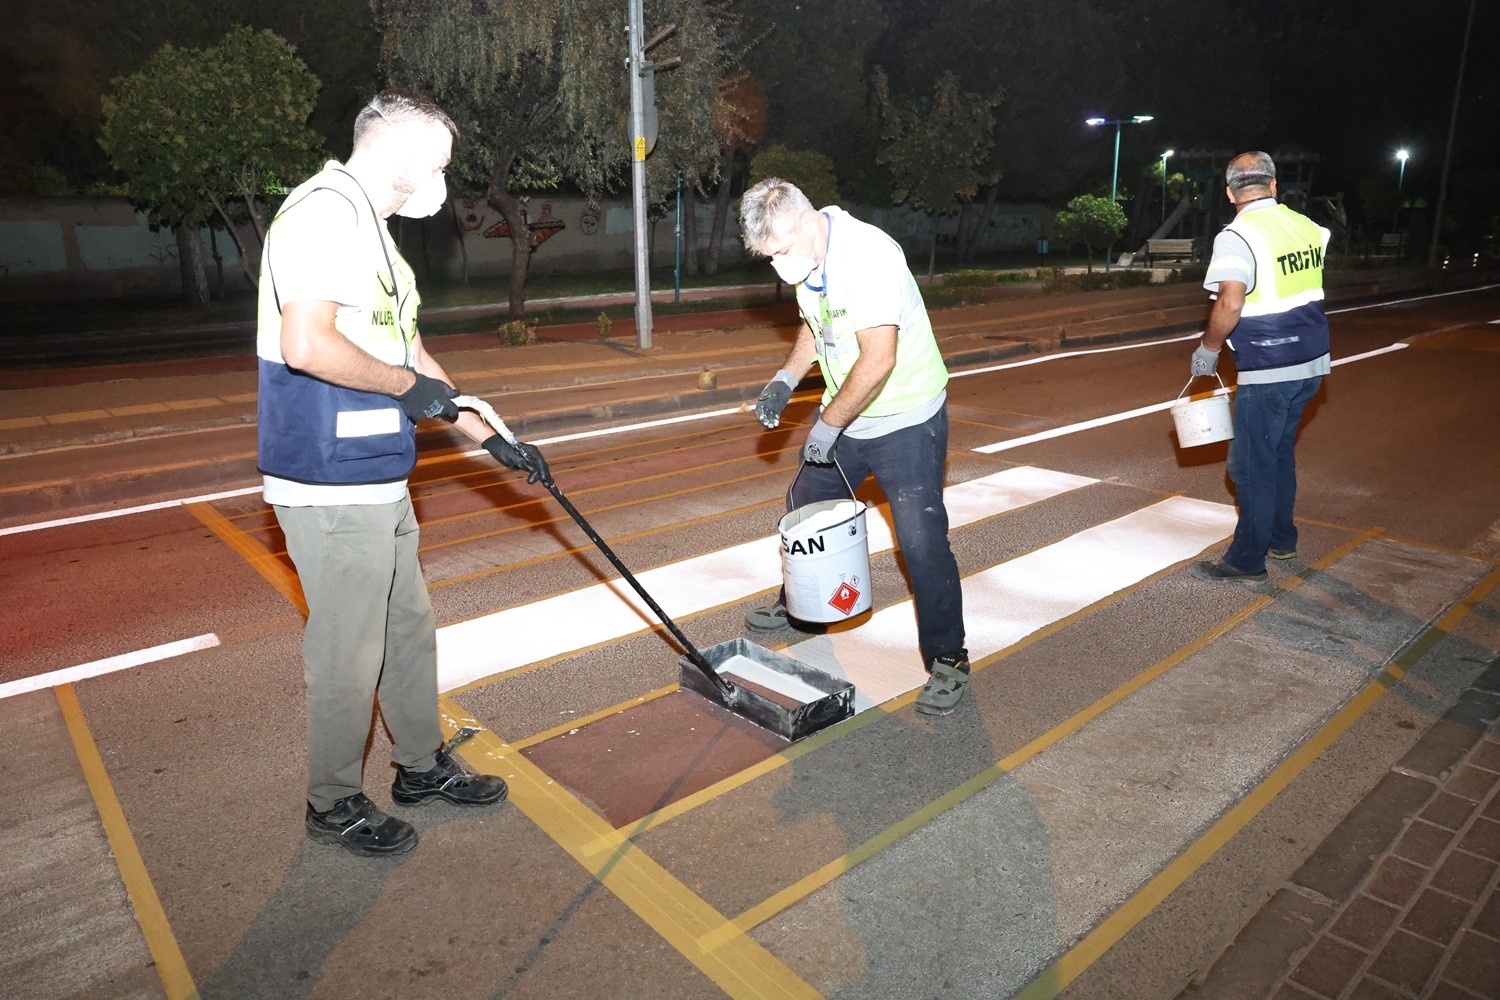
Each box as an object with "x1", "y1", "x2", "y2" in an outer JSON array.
[
  {"x1": 1180, "y1": 889, "x2": 1335, "y2": 1000},
  {"x1": 1444, "y1": 930, "x2": 1500, "y2": 994},
  {"x1": 1400, "y1": 888, "x2": 1472, "y2": 946},
  {"x1": 1470, "y1": 739, "x2": 1500, "y2": 774},
  {"x1": 1456, "y1": 818, "x2": 1500, "y2": 862},
  {"x1": 1366, "y1": 856, "x2": 1431, "y2": 908},
  {"x1": 1472, "y1": 891, "x2": 1500, "y2": 940},
  {"x1": 1288, "y1": 937, "x2": 1367, "y2": 998},
  {"x1": 1430, "y1": 852, "x2": 1499, "y2": 901},
  {"x1": 1422, "y1": 791, "x2": 1482, "y2": 832},
  {"x1": 1445, "y1": 765, "x2": 1500, "y2": 804},
  {"x1": 1330, "y1": 894, "x2": 1403, "y2": 951},
  {"x1": 1426, "y1": 982, "x2": 1483, "y2": 1000},
  {"x1": 1271, "y1": 985, "x2": 1321, "y2": 1000},
  {"x1": 1293, "y1": 772, "x2": 1436, "y2": 903},
  {"x1": 1367, "y1": 930, "x2": 1445, "y2": 994},
  {"x1": 1400, "y1": 695, "x2": 1500, "y2": 779},
  {"x1": 1485, "y1": 794, "x2": 1500, "y2": 823},
  {"x1": 1393, "y1": 820, "x2": 1459, "y2": 868},
  {"x1": 1347, "y1": 977, "x2": 1409, "y2": 1000}
]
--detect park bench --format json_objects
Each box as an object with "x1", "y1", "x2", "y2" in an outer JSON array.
[
  {"x1": 1377, "y1": 233, "x2": 1403, "y2": 256},
  {"x1": 1144, "y1": 238, "x2": 1199, "y2": 265}
]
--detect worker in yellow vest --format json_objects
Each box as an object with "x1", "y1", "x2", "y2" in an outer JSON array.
[
  {"x1": 1189, "y1": 150, "x2": 1331, "y2": 583},
  {"x1": 738, "y1": 178, "x2": 969, "y2": 716}
]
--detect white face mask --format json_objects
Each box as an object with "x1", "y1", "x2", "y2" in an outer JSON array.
[
  {"x1": 396, "y1": 172, "x2": 447, "y2": 219},
  {"x1": 771, "y1": 254, "x2": 817, "y2": 285}
]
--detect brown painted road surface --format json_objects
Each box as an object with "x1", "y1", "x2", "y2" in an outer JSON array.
[{"x1": 2, "y1": 266, "x2": 1499, "y2": 1000}]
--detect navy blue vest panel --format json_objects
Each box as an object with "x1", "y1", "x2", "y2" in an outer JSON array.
[
  {"x1": 256, "y1": 359, "x2": 416, "y2": 486},
  {"x1": 1228, "y1": 301, "x2": 1331, "y2": 373}
]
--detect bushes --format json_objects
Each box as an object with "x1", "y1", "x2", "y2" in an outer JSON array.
[
  {"x1": 926, "y1": 268, "x2": 1037, "y2": 310},
  {"x1": 497, "y1": 319, "x2": 537, "y2": 346},
  {"x1": 1038, "y1": 267, "x2": 1154, "y2": 294}
]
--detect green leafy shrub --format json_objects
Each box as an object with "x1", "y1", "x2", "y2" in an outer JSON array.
[
  {"x1": 596, "y1": 311, "x2": 613, "y2": 339},
  {"x1": 498, "y1": 320, "x2": 537, "y2": 346},
  {"x1": 1040, "y1": 268, "x2": 1154, "y2": 294}
]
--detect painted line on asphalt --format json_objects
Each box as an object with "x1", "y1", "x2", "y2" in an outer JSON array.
[
  {"x1": 0, "y1": 633, "x2": 221, "y2": 702},
  {"x1": 436, "y1": 696, "x2": 820, "y2": 1000},
  {"x1": 973, "y1": 342, "x2": 1410, "y2": 455},
  {"x1": 184, "y1": 501, "x2": 306, "y2": 612},
  {"x1": 436, "y1": 466, "x2": 1098, "y2": 693},
  {"x1": 9, "y1": 284, "x2": 1491, "y2": 540},
  {"x1": 1019, "y1": 559, "x2": 1500, "y2": 999},
  {"x1": 56, "y1": 683, "x2": 198, "y2": 1000}
]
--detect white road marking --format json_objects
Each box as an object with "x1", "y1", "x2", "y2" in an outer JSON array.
[
  {"x1": 786, "y1": 495, "x2": 1238, "y2": 711},
  {"x1": 435, "y1": 466, "x2": 1097, "y2": 692},
  {"x1": 974, "y1": 343, "x2": 1411, "y2": 455},
  {"x1": 0, "y1": 633, "x2": 221, "y2": 701}
]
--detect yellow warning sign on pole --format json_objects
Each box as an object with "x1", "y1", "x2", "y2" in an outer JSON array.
[{"x1": 634, "y1": 137, "x2": 647, "y2": 162}]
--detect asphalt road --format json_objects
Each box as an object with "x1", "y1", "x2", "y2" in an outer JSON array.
[{"x1": 2, "y1": 285, "x2": 1498, "y2": 999}]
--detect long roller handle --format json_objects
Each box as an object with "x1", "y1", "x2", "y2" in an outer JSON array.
[{"x1": 454, "y1": 396, "x2": 733, "y2": 699}]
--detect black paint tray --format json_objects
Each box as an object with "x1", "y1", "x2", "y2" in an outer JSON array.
[{"x1": 679, "y1": 637, "x2": 855, "y2": 742}]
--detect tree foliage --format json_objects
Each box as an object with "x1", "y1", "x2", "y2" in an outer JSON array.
[
  {"x1": 374, "y1": 0, "x2": 735, "y2": 316},
  {"x1": 748, "y1": 145, "x2": 839, "y2": 209},
  {"x1": 1055, "y1": 194, "x2": 1127, "y2": 272},
  {"x1": 98, "y1": 26, "x2": 323, "y2": 299},
  {"x1": 874, "y1": 69, "x2": 998, "y2": 274}
]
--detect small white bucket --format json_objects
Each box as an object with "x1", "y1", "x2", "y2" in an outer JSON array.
[
  {"x1": 1171, "y1": 375, "x2": 1234, "y2": 447},
  {"x1": 778, "y1": 463, "x2": 873, "y2": 623}
]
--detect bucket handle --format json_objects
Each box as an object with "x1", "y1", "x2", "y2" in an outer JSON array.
[
  {"x1": 790, "y1": 455, "x2": 857, "y2": 502},
  {"x1": 1177, "y1": 372, "x2": 1229, "y2": 400}
]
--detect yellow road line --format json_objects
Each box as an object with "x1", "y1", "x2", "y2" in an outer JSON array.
[
  {"x1": 56, "y1": 683, "x2": 200, "y2": 1000},
  {"x1": 509, "y1": 683, "x2": 680, "y2": 751},
  {"x1": 437, "y1": 698, "x2": 820, "y2": 999},
  {"x1": 184, "y1": 501, "x2": 306, "y2": 613},
  {"x1": 1014, "y1": 556, "x2": 1500, "y2": 999},
  {"x1": 696, "y1": 530, "x2": 1381, "y2": 946}
]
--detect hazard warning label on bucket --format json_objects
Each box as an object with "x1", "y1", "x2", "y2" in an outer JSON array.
[{"x1": 828, "y1": 581, "x2": 862, "y2": 616}]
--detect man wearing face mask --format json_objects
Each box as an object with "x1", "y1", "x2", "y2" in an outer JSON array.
[
  {"x1": 257, "y1": 88, "x2": 551, "y2": 856},
  {"x1": 738, "y1": 178, "x2": 969, "y2": 717}
]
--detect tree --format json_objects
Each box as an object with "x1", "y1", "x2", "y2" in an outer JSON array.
[
  {"x1": 699, "y1": 70, "x2": 767, "y2": 275},
  {"x1": 873, "y1": 69, "x2": 999, "y2": 275},
  {"x1": 748, "y1": 145, "x2": 839, "y2": 209},
  {"x1": 1055, "y1": 194, "x2": 1127, "y2": 272},
  {"x1": 374, "y1": 0, "x2": 734, "y2": 318},
  {"x1": 99, "y1": 27, "x2": 323, "y2": 303}
]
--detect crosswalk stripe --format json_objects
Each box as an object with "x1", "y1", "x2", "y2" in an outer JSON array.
[
  {"x1": 436, "y1": 466, "x2": 1097, "y2": 692},
  {"x1": 787, "y1": 495, "x2": 1238, "y2": 710}
]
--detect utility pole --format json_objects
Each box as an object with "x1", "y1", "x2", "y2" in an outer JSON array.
[
  {"x1": 1428, "y1": 0, "x2": 1476, "y2": 268},
  {"x1": 626, "y1": 0, "x2": 678, "y2": 348}
]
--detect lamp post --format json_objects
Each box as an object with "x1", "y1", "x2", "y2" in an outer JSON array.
[
  {"x1": 1086, "y1": 114, "x2": 1154, "y2": 269},
  {"x1": 1160, "y1": 149, "x2": 1175, "y2": 227},
  {"x1": 1394, "y1": 149, "x2": 1409, "y2": 247}
]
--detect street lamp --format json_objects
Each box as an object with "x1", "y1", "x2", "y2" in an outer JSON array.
[
  {"x1": 1086, "y1": 114, "x2": 1155, "y2": 269},
  {"x1": 1160, "y1": 149, "x2": 1175, "y2": 227},
  {"x1": 1394, "y1": 148, "x2": 1410, "y2": 237}
]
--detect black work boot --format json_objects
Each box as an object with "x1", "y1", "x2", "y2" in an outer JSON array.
[
  {"x1": 305, "y1": 792, "x2": 417, "y2": 856},
  {"x1": 391, "y1": 750, "x2": 508, "y2": 806}
]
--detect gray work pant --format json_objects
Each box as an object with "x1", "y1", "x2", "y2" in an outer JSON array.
[{"x1": 275, "y1": 497, "x2": 442, "y2": 812}]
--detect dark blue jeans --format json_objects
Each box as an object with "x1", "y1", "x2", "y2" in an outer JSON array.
[
  {"x1": 1224, "y1": 377, "x2": 1321, "y2": 574},
  {"x1": 787, "y1": 406, "x2": 965, "y2": 666}
]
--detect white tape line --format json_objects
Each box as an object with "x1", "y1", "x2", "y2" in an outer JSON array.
[
  {"x1": 435, "y1": 465, "x2": 1097, "y2": 692},
  {"x1": 951, "y1": 332, "x2": 1203, "y2": 379},
  {"x1": 0, "y1": 487, "x2": 260, "y2": 538},
  {"x1": 974, "y1": 343, "x2": 1411, "y2": 455},
  {"x1": 787, "y1": 495, "x2": 1238, "y2": 711},
  {"x1": 0, "y1": 633, "x2": 221, "y2": 701}
]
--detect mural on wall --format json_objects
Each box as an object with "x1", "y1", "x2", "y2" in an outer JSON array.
[
  {"x1": 579, "y1": 206, "x2": 600, "y2": 235},
  {"x1": 455, "y1": 199, "x2": 566, "y2": 252}
]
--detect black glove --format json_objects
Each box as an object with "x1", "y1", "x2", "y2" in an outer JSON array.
[
  {"x1": 755, "y1": 370, "x2": 798, "y2": 428},
  {"x1": 395, "y1": 371, "x2": 459, "y2": 422},
  {"x1": 483, "y1": 434, "x2": 552, "y2": 485}
]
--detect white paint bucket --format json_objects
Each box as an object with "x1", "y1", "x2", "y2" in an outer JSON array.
[
  {"x1": 778, "y1": 494, "x2": 873, "y2": 623},
  {"x1": 1171, "y1": 375, "x2": 1234, "y2": 447}
]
